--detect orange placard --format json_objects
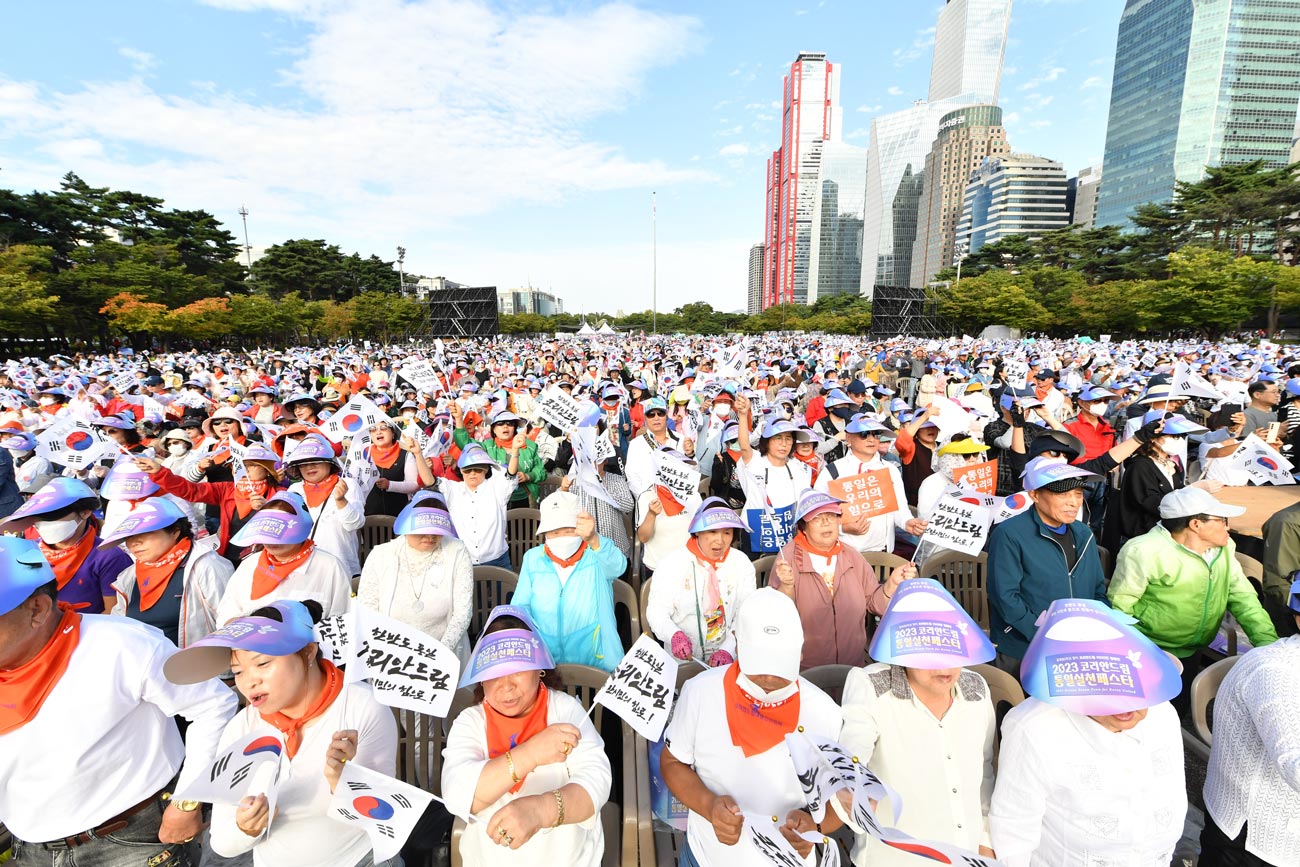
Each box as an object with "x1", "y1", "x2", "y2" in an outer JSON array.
[
  {"x1": 828, "y1": 470, "x2": 899, "y2": 520},
  {"x1": 953, "y1": 458, "x2": 998, "y2": 496}
]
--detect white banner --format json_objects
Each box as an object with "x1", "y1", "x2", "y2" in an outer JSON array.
[
  {"x1": 653, "y1": 451, "x2": 701, "y2": 503},
  {"x1": 108, "y1": 369, "x2": 137, "y2": 394},
  {"x1": 398, "y1": 360, "x2": 444, "y2": 395},
  {"x1": 1002, "y1": 359, "x2": 1028, "y2": 391},
  {"x1": 917, "y1": 495, "x2": 993, "y2": 557},
  {"x1": 328, "y1": 761, "x2": 435, "y2": 863},
  {"x1": 538, "y1": 386, "x2": 583, "y2": 433},
  {"x1": 345, "y1": 607, "x2": 461, "y2": 717},
  {"x1": 314, "y1": 612, "x2": 355, "y2": 667},
  {"x1": 571, "y1": 426, "x2": 620, "y2": 508},
  {"x1": 593, "y1": 634, "x2": 677, "y2": 741}
]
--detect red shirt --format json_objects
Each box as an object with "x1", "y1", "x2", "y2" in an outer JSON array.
[{"x1": 1066, "y1": 414, "x2": 1115, "y2": 462}]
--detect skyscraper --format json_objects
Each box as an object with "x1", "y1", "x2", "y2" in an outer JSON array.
[
  {"x1": 1070, "y1": 164, "x2": 1103, "y2": 229},
  {"x1": 807, "y1": 141, "x2": 867, "y2": 302},
  {"x1": 763, "y1": 53, "x2": 842, "y2": 308},
  {"x1": 929, "y1": 0, "x2": 1013, "y2": 103},
  {"x1": 1096, "y1": 0, "x2": 1300, "y2": 228},
  {"x1": 860, "y1": 0, "x2": 1012, "y2": 293},
  {"x1": 956, "y1": 154, "x2": 1071, "y2": 254},
  {"x1": 910, "y1": 105, "x2": 1010, "y2": 286},
  {"x1": 747, "y1": 244, "x2": 765, "y2": 315}
]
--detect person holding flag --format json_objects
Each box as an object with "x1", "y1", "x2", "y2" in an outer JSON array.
[
  {"x1": 164, "y1": 599, "x2": 399, "y2": 867},
  {"x1": 635, "y1": 447, "x2": 701, "y2": 576},
  {"x1": 214, "y1": 493, "x2": 352, "y2": 625},
  {"x1": 840, "y1": 578, "x2": 998, "y2": 865},
  {"x1": 645, "y1": 497, "x2": 756, "y2": 667},
  {"x1": 660, "y1": 588, "x2": 844, "y2": 866},
  {"x1": 813, "y1": 414, "x2": 923, "y2": 554},
  {"x1": 105, "y1": 497, "x2": 233, "y2": 648},
  {"x1": 440, "y1": 443, "x2": 518, "y2": 569},
  {"x1": 185, "y1": 406, "x2": 254, "y2": 484},
  {"x1": 731, "y1": 395, "x2": 813, "y2": 554},
  {"x1": 284, "y1": 433, "x2": 365, "y2": 578},
  {"x1": 0, "y1": 536, "x2": 237, "y2": 865},
  {"x1": 442, "y1": 606, "x2": 611, "y2": 866},
  {"x1": 450, "y1": 406, "x2": 544, "y2": 508},
  {"x1": 0, "y1": 476, "x2": 132, "y2": 614},
  {"x1": 362, "y1": 418, "x2": 422, "y2": 517}
]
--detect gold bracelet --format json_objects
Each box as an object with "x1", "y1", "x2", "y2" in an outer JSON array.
[
  {"x1": 506, "y1": 750, "x2": 520, "y2": 785},
  {"x1": 552, "y1": 789, "x2": 565, "y2": 828}
]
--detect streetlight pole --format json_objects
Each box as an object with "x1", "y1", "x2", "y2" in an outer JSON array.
[
  {"x1": 238, "y1": 206, "x2": 253, "y2": 272},
  {"x1": 396, "y1": 246, "x2": 406, "y2": 294},
  {"x1": 954, "y1": 239, "x2": 969, "y2": 287},
  {"x1": 652, "y1": 191, "x2": 657, "y2": 335}
]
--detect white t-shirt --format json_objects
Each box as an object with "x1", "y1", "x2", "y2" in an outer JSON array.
[
  {"x1": 637, "y1": 489, "x2": 695, "y2": 570},
  {"x1": 216, "y1": 546, "x2": 353, "y2": 626},
  {"x1": 664, "y1": 667, "x2": 842, "y2": 867}
]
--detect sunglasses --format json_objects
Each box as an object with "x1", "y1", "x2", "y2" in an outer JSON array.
[{"x1": 645, "y1": 410, "x2": 667, "y2": 418}]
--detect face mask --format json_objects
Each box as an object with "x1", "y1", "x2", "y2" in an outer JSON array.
[
  {"x1": 713, "y1": 404, "x2": 732, "y2": 419},
  {"x1": 545, "y1": 536, "x2": 584, "y2": 559},
  {"x1": 737, "y1": 671, "x2": 799, "y2": 703},
  {"x1": 7, "y1": 448, "x2": 31, "y2": 458},
  {"x1": 168, "y1": 443, "x2": 189, "y2": 456},
  {"x1": 38, "y1": 397, "x2": 54, "y2": 407},
  {"x1": 35, "y1": 516, "x2": 83, "y2": 546},
  {"x1": 1160, "y1": 438, "x2": 1182, "y2": 456}
]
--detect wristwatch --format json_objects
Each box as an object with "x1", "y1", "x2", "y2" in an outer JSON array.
[{"x1": 175, "y1": 799, "x2": 201, "y2": 812}]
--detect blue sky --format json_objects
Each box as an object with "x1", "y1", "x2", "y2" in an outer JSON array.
[{"x1": 0, "y1": 0, "x2": 1120, "y2": 314}]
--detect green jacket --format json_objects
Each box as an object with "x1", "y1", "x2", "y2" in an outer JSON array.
[
  {"x1": 1109, "y1": 525, "x2": 1278, "y2": 657},
  {"x1": 451, "y1": 427, "x2": 546, "y2": 502}
]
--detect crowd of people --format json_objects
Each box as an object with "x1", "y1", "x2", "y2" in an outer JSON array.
[{"x1": 0, "y1": 331, "x2": 1298, "y2": 867}]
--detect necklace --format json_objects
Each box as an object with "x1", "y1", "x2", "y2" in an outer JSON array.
[{"x1": 397, "y1": 543, "x2": 438, "y2": 613}]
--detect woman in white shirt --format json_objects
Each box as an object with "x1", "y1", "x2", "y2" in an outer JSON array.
[
  {"x1": 284, "y1": 433, "x2": 365, "y2": 577},
  {"x1": 357, "y1": 491, "x2": 474, "y2": 667},
  {"x1": 732, "y1": 395, "x2": 813, "y2": 554},
  {"x1": 989, "y1": 597, "x2": 1186, "y2": 867},
  {"x1": 164, "y1": 599, "x2": 399, "y2": 867},
  {"x1": 216, "y1": 492, "x2": 352, "y2": 625},
  {"x1": 442, "y1": 606, "x2": 611, "y2": 867},
  {"x1": 646, "y1": 497, "x2": 755, "y2": 667},
  {"x1": 440, "y1": 442, "x2": 518, "y2": 569}
]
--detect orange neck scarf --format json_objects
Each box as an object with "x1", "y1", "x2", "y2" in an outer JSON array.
[
  {"x1": 484, "y1": 685, "x2": 550, "y2": 793},
  {"x1": 0, "y1": 605, "x2": 81, "y2": 735},
  {"x1": 722, "y1": 662, "x2": 800, "y2": 758},
  {"x1": 725, "y1": 448, "x2": 742, "y2": 464},
  {"x1": 369, "y1": 441, "x2": 402, "y2": 470},
  {"x1": 259, "y1": 659, "x2": 344, "y2": 759},
  {"x1": 545, "y1": 540, "x2": 588, "y2": 569},
  {"x1": 687, "y1": 536, "x2": 727, "y2": 569},
  {"x1": 251, "y1": 541, "x2": 315, "y2": 599},
  {"x1": 493, "y1": 436, "x2": 517, "y2": 451},
  {"x1": 794, "y1": 530, "x2": 842, "y2": 559},
  {"x1": 301, "y1": 475, "x2": 339, "y2": 509},
  {"x1": 40, "y1": 524, "x2": 96, "y2": 590},
  {"x1": 233, "y1": 477, "x2": 269, "y2": 520},
  {"x1": 1034, "y1": 382, "x2": 1054, "y2": 402},
  {"x1": 136, "y1": 538, "x2": 192, "y2": 611},
  {"x1": 654, "y1": 484, "x2": 686, "y2": 517}
]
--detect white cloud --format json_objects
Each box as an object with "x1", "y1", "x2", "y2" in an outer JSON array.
[
  {"x1": 1003, "y1": 111, "x2": 1021, "y2": 125},
  {"x1": 717, "y1": 125, "x2": 743, "y2": 137},
  {"x1": 856, "y1": 104, "x2": 881, "y2": 113},
  {"x1": 892, "y1": 25, "x2": 935, "y2": 67},
  {"x1": 0, "y1": 0, "x2": 710, "y2": 243},
  {"x1": 887, "y1": 86, "x2": 904, "y2": 97},
  {"x1": 1019, "y1": 66, "x2": 1067, "y2": 91},
  {"x1": 1029, "y1": 120, "x2": 1052, "y2": 129},
  {"x1": 1080, "y1": 76, "x2": 1103, "y2": 90},
  {"x1": 118, "y1": 47, "x2": 157, "y2": 73},
  {"x1": 719, "y1": 143, "x2": 750, "y2": 158}
]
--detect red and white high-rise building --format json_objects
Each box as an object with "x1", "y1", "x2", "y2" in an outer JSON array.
[{"x1": 763, "y1": 52, "x2": 841, "y2": 309}]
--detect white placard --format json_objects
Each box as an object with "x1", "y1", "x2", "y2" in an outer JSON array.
[
  {"x1": 1002, "y1": 359, "x2": 1029, "y2": 391},
  {"x1": 653, "y1": 451, "x2": 701, "y2": 503},
  {"x1": 593, "y1": 634, "x2": 678, "y2": 741},
  {"x1": 538, "y1": 386, "x2": 583, "y2": 433},
  {"x1": 917, "y1": 495, "x2": 992, "y2": 556},
  {"x1": 345, "y1": 606, "x2": 461, "y2": 717}
]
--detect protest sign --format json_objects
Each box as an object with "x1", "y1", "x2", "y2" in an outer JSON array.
[
  {"x1": 314, "y1": 612, "x2": 355, "y2": 667},
  {"x1": 593, "y1": 635, "x2": 678, "y2": 741},
  {"x1": 398, "y1": 360, "x2": 443, "y2": 395},
  {"x1": 1230, "y1": 434, "x2": 1296, "y2": 486},
  {"x1": 952, "y1": 458, "x2": 998, "y2": 495},
  {"x1": 917, "y1": 495, "x2": 992, "y2": 557},
  {"x1": 538, "y1": 386, "x2": 582, "y2": 433},
  {"x1": 1002, "y1": 359, "x2": 1029, "y2": 390},
  {"x1": 176, "y1": 391, "x2": 213, "y2": 410},
  {"x1": 345, "y1": 607, "x2": 461, "y2": 717},
  {"x1": 141, "y1": 395, "x2": 168, "y2": 421},
  {"x1": 174, "y1": 730, "x2": 285, "y2": 818},
  {"x1": 571, "y1": 426, "x2": 620, "y2": 507},
  {"x1": 746, "y1": 504, "x2": 796, "y2": 553},
  {"x1": 36, "y1": 419, "x2": 113, "y2": 468},
  {"x1": 320, "y1": 395, "x2": 389, "y2": 444},
  {"x1": 108, "y1": 369, "x2": 138, "y2": 394},
  {"x1": 328, "y1": 762, "x2": 435, "y2": 863},
  {"x1": 593, "y1": 430, "x2": 616, "y2": 464},
  {"x1": 653, "y1": 451, "x2": 701, "y2": 504},
  {"x1": 827, "y1": 471, "x2": 898, "y2": 521},
  {"x1": 227, "y1": 440, "x2": 249, "y2": 483}
]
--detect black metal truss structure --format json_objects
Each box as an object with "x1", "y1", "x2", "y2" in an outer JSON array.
[
  {"x1": 425, "y1": 286, "x2": 499, "y2": 337},
  {"x1": 868, "y1": 285, "x2": 948, "y2": 338}
]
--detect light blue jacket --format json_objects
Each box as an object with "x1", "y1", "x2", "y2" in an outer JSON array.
[{"x1": 514, "y1": 536, "x2": 628, "y2": 672}]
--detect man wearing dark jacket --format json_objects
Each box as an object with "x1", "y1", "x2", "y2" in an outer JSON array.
[{"x1": 987, "y1": 458, "x2": 1109, "y2": 673}]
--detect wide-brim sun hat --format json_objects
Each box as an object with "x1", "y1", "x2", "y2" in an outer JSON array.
[
  {"x1": 869, "y1": 578, "x2": 995, "y2": 669},
  {"x1": 687, "y1": 496, "x2": 747, "y2": 535},
  {"x1": 395, "y1": 491, "x2": 459, "y2": 538},
  {"x1": 459, "y1": 605, "x2": 556, "y2": 688},
  {"x1": 99, "y1": 497, "x2": 187, "y2": 547},
  {"x1": 1022, "y1": 458, "x2": 1101, "y2": 493},
  {"x1": 794, "y1": 490, "x2": 843, "y2": 524},
  {"x1": 230, "y1": 498, "x2": 313, "y2": 547}
]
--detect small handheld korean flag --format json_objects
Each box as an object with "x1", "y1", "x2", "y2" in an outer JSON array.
[
  {"x1": 328, "y1": 762, "x2": 434, "y2": 863},
  {"x1": 173, "y1": 730, "x2": 286, "y2": 824},
  {"x1": 593, "y1": 634, "x2": 678, "y2": 741}
]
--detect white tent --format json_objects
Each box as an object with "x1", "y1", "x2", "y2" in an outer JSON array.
[
  {"x1": 577, "y1": 322, "x2": 596, "y2": 335},
  {"x1": 597, "y1": 322, "x2": 617, "y2": 335}
]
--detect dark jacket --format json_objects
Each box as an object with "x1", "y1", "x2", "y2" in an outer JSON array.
[
  {"x1": 987, "y1": 506, "x2": 1108, "y2": 659},
  {"x1": 1111, "y1": 454, "x2": 1183, "y2": 546}
]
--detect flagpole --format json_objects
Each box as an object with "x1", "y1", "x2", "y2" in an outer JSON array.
[{"x1": 652, "y1": 191, "x2": 657, "y2": 336}]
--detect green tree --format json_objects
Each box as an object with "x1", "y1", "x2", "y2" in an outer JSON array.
[
  {"x1": 0, "y1": 244, "x2": 60, "y2": 336},
  {"x1": 250, "y1": 239, "x2": 350, "y2": 301}
]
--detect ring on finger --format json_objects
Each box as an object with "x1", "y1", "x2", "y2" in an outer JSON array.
[
  {"x1": 498, "y1": 827, "x2": 509, "y2": 838},
  {"x1": 503, "y1": 833, "x2": 514, "y2": 846}
]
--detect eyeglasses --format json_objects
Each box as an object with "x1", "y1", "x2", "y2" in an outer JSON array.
[
  {"x1": 1196, "y1": 515, "x2": 1229, "y2": 525},
  {"x1": 806, "y1": 512, "x2": 841, "y2": 524},
  {"x1": 645, "y1": 410, "x2": 667, "y2": 418}
]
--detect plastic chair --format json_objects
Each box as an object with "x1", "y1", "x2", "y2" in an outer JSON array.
[
  {"x1": 357, "y1": 514, "x2": 396, "y2": 567},
  {"x1": 1192, "y1": 655, "x2": 1241, "y2": 747},
  {"x1": 970, "y1": 663, "x2": 1025, "y2": 764},
  {"x1": 801, "y1": 663, "x2": 853, "y2": 703},
  {"x1": 392, "y1": 706, "x2": 446, "y2": 796},
  {"x1": 1235, "y1": 551, "x2": 1264, "y2": 586},
  {"x1": 862, "y1": 550, "x2": 909, "y2": 575},
  {"x1": 614, "y1": 579, "x2": 641, "y2": 647},
  {"x1": 1096, "y1": 544, "x2": 1114, "y2": 581},
  {"x1": 919, "y1": 551, "x2": 989, "y2": 631},
  {"x1": 505, "y1": 507, "x2": 541, "y2": 572},
  {"x1": 751, "y1": 553, "x2": 777, "y2": 586},
  {"x1": 469, "y1": 565, "x2": 518, "y2": 642},
  {"x1": 640, "y1": 576, "x2": 654, "y2": 640}
]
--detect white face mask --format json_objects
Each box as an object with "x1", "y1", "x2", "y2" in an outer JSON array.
[
  {"x1": 545, "y1": 536, "x2": 583, "y2": 560},
  {"x1": 713, "y1": 404, "x2": 732, "y2": 419},
  {"x1": 35, "y1": 516, "x2": 83, "y2": 546},
  {"x1": 7, "y1": 448, "x2": 31, "y2": 458},
  {"x1": 737, "y1": 671, "x2": 799, "y2": 703},
  {"x1": 38, "y1": 397, "x2": 55, "y2": 407},
  {"x1": 1160, "y1": 438, "x2": 1182, "y2": 456},
  {"x1": 168, "y1": 442, "x2": 189, "y2": 456}
]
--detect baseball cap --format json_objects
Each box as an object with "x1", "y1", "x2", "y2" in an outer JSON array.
[
  {"x1": 164, "y1": 600, "x2": 316, "y2": 684},
  {"x1": 734, "y1": 588, "x2": 804, "y2": 682},
  {"x1": 0, "y1": 537, "x2": 57, "y2": 616},
  {"x1": 537, "y1": 491, "x2": 581, "y2": 535},
  {"x1": 1157, "y1": 487, "x2": 1247, "y2": 521},
  {"x1": 1022, "y1": 458, "x2": 1100, "y2": 492}
]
